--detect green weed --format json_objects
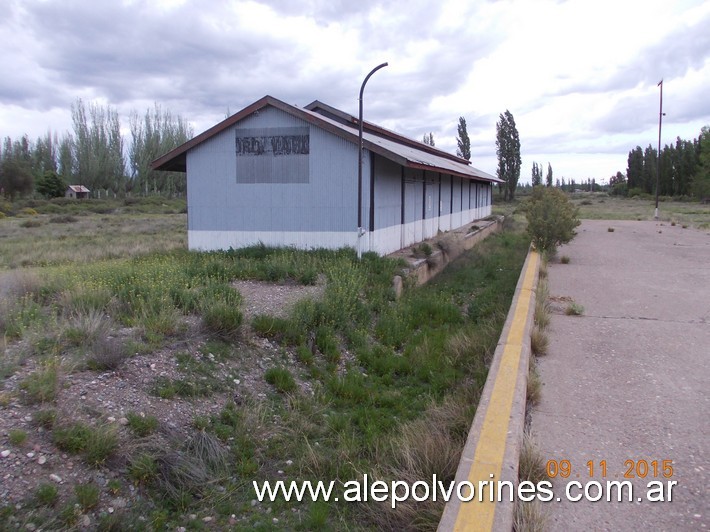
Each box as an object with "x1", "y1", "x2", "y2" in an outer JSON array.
[
  {"x1": 33, "y1": 483, "x2": 59, "y2": 507},
  {"x1": 19, "y1": 359, "x2": 59, "y2": 404},
  {"x1": 565, "y1": 302, "x2": 584, "y2": 316},
  {"x1": 74, "y1": 483, "x2": 100, "y2": 511},
  {"x1": 126, "y1": 412, "x2": 159, "y2": 437},
  {"x1": 264, "y1": 367, "x2": 297, "y2": 393},
  {"x1": 128, "y1": 453, "x2": 159, "y2": 484},
  {"x1": 8, "y1": 429, "x2": 28, "y2": 446}
]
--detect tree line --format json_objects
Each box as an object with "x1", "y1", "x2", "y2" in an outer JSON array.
[
  {"x1": 0, "y1": 100, "x2": 192, "y2": 200},
  {"x1": 616, "y1": 126, "x2": 710, "y2": 199}
]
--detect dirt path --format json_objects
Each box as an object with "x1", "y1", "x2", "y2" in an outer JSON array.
[{"x1": 531, "y1": 219, "x2": 710, "y2": 530}]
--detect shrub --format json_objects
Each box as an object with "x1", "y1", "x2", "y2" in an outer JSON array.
[
  {"x1": 264, "y1": 367, "x2": 297, "y2": 393},
  {"x1": 86, "y1": 336, "x2": 128, "y2": 371},
  {"x1": 565, "y1": 302, "x2": 584, "y2": 316},
  {"x1": 9, "y1": 429, "x2": 28, "y2": 446},
  {"x1": 128, "y1": 453, "x2": 159, "y2": 484},
  {"x1": 53, "y1": 422, "x2": 118, "y2": 465},
  {"x1": 560, "y1": 255, "x2": 570, "y2": 264},
  {"x1": 20, "y1": 219, "x2": 42, "y2": 228},
  {"x1": 74, "y1": 483, "x2": 100, "y2": 511},
  {"x1": 524, "y1": 187, "x2": 580, "y2": 253},
  {"x1": 126, "y1": 412, "x2": 159, "y2": 437},
  {"x1": 34, "y1": 483, "x2": 59, "y2": 506},
  {"x1": 202, "y1": 303, "x2": 242, "y2": 338},
  {"x1": 531, "y1": 327, "x2": 549, "y2": 356},
  {"x1": 19, "y1": 360, "x2": 59, "y2": 404},
  {"x1": 53, "y1": 422, "x2": 93, "y2": 454},
  {"x1": 34, "y1": 409, "x2": 57, "y2": 429},
  {"x1": 49, "y1": 215, "x2": 78, "y2": 224}
]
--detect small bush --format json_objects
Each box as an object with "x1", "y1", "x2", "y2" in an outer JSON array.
[
  {"x1": 530, "y1": 327, "x2": 549, "y2": 356},
  {"x1": 34, "y1": 409, "x2": 57, "y2": 429},
  {"x1": 20, "y1": 219, "x2": 42, "y2": 228},
  {"x1": 560, "y1": 255, "x2": 570, "y2": 264},
  {"x1": 9, "y1": 429, "x2": 28, "y2": 446},
  {"x1": 19, "y1": 207, "x2": 38, "y2": 216},
  {"x1": 608, "y1": 227, "x2": 615, "y2": 232},
  {"x1": 74, "y1": 483, "x2": 100, "y2": 511},
  {"x1": 128, "y1": 453, "x2": 159, "y2": 484},
  {"x1": 565, "y1": 302, "x2": 584, "y2": 316},
  {"x1": 19, "y1": 360, "x2": 59, "y2": 404},
  {"x1": 53, "y1": 422, "x2": 93, "y2": 454},
  {"x1": 264, "y1": 367, "x2": 297, "y2": 393},
  {"x1": 527, "y1": 361, "x2": 543, "y2": 405},
  {"x1": 296, "y1": 344, "x2": 314, "y2": 365},
  {"x1": 126, "y1": 412, "x2": 159, "y2": 437},
  {"x1": 252, "y1": 314, "x2": 304, "y2": 345},
  {"x1": 315, "y1": 326, "x2": 340, "y2": 364},
  {"x1": 49, "y1": 215, "x2": 78, "y2": 224},
  {"x1": 202, "y1": 303, "x2": 242, "y2": 338},
  {"x1": 86, "y1": 336, "x2": 128, "y2": 371},
  {"x1": 83, "y1": 425, "x2": 119, "y2": 466},
  {"x1": 524, "y1": 187, "x2": 580, "y2": 253},
  {"x1": 34, "y1": 483, "x2": 59, "y2": 506},
  {"x1": 53, "y1": 422, "x2": 118, "y2": 465}
]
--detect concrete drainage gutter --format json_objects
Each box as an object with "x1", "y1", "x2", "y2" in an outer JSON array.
[
  {"x1": 438, "y1": 247, "x2": 540, "y2": 532},
  {"x1": 390, "y1": 217, "x2": 504, "y2": 293}
]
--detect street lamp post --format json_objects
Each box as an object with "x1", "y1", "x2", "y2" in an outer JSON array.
[
  {"x1": 357, "y1": 62, "x2": 388, "y2": 259},
  {"x1": 654, "y1": 79, "x2": 664, "y2": 220}
]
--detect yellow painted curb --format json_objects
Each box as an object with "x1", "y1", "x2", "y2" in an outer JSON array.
[{"x1": 439, "y1": 248, "x2": 539, "y2": 531}]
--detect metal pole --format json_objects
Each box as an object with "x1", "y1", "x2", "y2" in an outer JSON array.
[
  {"x1": 654, "y1": 79, "x2": 663, "y2": 220},
  {"x1": 357, "y1": 62, "x2": 388, "y2": 259}
]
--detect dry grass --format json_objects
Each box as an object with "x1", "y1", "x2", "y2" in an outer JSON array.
[
  {"x1": 514, "y1": 498, "x2": 548, "y2": 532},
  {"x1": 527, "y1": 359, "x2": 543, "y2": 406},
  {"x1": 514, "y1": 431, "x2": 549, "y2": 531},
  {"x1": 518, "y1": 431, "x2": 548, "y2": 486},
  {"x1": 0, "y1": 213, "x2": 186, "y2": 269},
  {"x1": 361, "y1": 388, "x2": 478, "y2": 530},
  {"x1": 533, "y1": 281, "x2": 550, "y2": 331},
  {"x1": 530, "y1": 326, "x2": 549, "y2": 357},
  {"x1": 572, "y1": 194, "x2": 710, "y2": 229}
]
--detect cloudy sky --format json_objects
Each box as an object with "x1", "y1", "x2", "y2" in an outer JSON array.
[{"x1": 1, "y1": 0, "x2": 709, "y2": 183}]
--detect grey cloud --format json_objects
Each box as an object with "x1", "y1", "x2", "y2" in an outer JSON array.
[{"x1": 550, "y1": 9, "x2": 710, "y2": 99}]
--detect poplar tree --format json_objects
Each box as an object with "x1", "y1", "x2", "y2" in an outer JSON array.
[
  {"x1": 71, "y1": 99, "x2": 125, "y2": 192},
  {"x1": 546, "y1": 163, "x2": 553, "y2": 187},
  {"x1": 422, "y1": 132, "x2": 435, "y2": 146},
  {"x1": 495, "y1": 110, "x2": 521, "y2": 201},
  {"x1": 456, "y1": 117, "x2": 471, "y2": 160},
  {"x1": 531, "y1": 162, "x2": 542, "y2": 186},
  {"x1": 129, "y1": 104, "x2": 192, "y2": 196}
]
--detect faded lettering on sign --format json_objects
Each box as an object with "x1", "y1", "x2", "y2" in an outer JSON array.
[{"x1": 236, "y1": 127, "x2": 309, "y2": 156}]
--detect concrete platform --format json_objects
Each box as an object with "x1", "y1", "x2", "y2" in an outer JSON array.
[{"x1": 532, "y1": 219, "x2": 710, "y2": 530}]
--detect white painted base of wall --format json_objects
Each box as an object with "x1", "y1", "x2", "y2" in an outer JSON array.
[
  {"x1": 189, "y1": 205, "x2": 492, "y2": 255},
  {"x1": 189, "y1": 230, "x2": 358, "y2": 251}
]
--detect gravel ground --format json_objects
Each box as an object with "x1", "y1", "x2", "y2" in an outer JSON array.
[{"x1": 0, "y1": 278, "x2": 325, "y2": 526}]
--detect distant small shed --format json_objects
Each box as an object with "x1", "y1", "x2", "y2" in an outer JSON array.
[{"x1": 66, "y1": 185, "x2": 90, "y2": 199}]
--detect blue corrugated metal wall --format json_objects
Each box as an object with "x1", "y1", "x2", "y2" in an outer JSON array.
[
  {"x1": 186, "y1": 104, "x2": 493, "y2": 253},
  {"x1": 188, "y1": 106, "x2": 358, "y2": 233}
]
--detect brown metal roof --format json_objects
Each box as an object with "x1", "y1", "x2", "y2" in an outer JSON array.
[{"x1": 151, "y1": 95, "x2": 501, "y2": 183}]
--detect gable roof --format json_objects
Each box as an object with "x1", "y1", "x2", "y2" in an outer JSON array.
[
  {"x1": 151, "y1": 95, "x2": 501, "y2": 183},
  {"x1": 67, "y1": 185, "x2": 90, "y2": 193}
]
